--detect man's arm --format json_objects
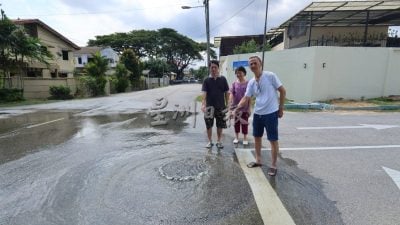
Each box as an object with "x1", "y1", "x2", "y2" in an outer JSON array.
[
  {"x1": 277, "y1": 86, "x2": 286, "y2": 118},
  {"x1": 235, "y1": 96, "x2": 251, "y2": 111},
  {"x1": 225, "y1": 91, "x2": 230, "y2": 108},
  {"x1": 201, "y1": 91, "x2": 207, "y2": 112}
]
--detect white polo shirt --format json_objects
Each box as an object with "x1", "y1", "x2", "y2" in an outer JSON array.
[{"x1": 245, "y1": 71, "x2": 282, "y2": 115}]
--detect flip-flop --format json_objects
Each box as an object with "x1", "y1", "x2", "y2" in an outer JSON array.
[
  {"x1": 267, "y1": 167, "x2": 277, "y2": 176},
  {"x1": 247, "y1": 162, "x2": 262, "y2": 168}
]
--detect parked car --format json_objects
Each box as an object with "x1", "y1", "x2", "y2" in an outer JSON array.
[{"x1": 170, "y1": 79, "x2": 184, "y2": 85}]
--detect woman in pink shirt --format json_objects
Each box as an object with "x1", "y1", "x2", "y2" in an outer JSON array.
[{"x1": 229, "y1": 66, "x2": 250, "y2": 146}]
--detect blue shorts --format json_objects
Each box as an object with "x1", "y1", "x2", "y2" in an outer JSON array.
[{"x1": 252, "y1": 111, "x2": 279, "y2": 141}]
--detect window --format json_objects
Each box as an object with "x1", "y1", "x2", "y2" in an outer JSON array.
[
  {"x1": 78, "y1": 57, "x2": 82, "y2": 64},
  {"x1": 59, "y1": 73, "x2": 68, "y2": 78},
  {"x1": 27, "y1": 68, "x2": 42, "y2": 77},
  {"x1": 62, "y1": 50, "x2": 69, "y2": 60}
]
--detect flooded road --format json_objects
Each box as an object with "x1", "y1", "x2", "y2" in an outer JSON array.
[
  {"x1": 1, "y1": 84, "x2": 381, "y2": 224},
  {"x1": 0, "y1": 85, "x2": 263, "y2": 225}
]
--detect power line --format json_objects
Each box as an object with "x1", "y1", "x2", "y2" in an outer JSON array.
[
  {"x1": 7, "y1": 1, "x2": 200, "y2": 17},
  {"x1": 194, "y1": 0, "x2": 256, "y2": 38},
  {"x1": 210, "y1": 0, "x2": 256, "y2": 34}
]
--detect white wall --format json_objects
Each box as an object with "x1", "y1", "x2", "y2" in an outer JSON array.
[
  {"x1": 74, "y1": 47, "x2": 119, "y2": 69},
  {"x1": 75, "y1": 55, "x2": 89, "y2": 68},
  {"x1": 101, "y1": 47, "x2": 119, "y2": 68},
  {"x1": 220, "y1": 47, "x2": 400, "y2": 103},
  {"x1": 383, "y1": 48, "x2": 400, "y2": 96}
]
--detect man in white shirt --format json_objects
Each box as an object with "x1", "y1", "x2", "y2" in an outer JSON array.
[{"x1": 234, "y1": 56, "x2": 286, "y2": 176}]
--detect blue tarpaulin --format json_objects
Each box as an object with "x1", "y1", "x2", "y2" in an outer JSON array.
[{"x1": 233, "y1": 61, "x2": 249, "y2": 69}]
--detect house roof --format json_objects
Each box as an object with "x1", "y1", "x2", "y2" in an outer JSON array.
[
  {"x1": 13, "y1": 19, "x2": 80, "y2": 50},
  {"x1": 280, "y1": 0, "x2": 400, "y2": 28},
  {"x1": 74, "y1": 46, "x2": 103, "y2": 55}
]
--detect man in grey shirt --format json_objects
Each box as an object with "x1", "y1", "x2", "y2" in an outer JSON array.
[{"x1": 234, "y1": 56, "x2": 286, "y2": 176}]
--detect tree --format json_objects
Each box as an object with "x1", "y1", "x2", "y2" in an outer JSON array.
[
  {"x1": 0, "y1": 9, "x2": 52, "y2": 87},
  {"x1": 84, "y1": 52, "x2": 108, "y2": 96},
  {"x1": 158, "y1": 28, "x2": 203, "y2": 79},
  {"x1": 88, "y1": 28, "x2": 216, "y2": 79},
  {"x1": 114, "y1": 63, "x2": 129, "y2": 93},
  {"x1": 143, "y1": 58, "x2": 169, "y2": 78},
  {"x1": 88, "y1": 30, "x2": 160, "y2": 58},
  {"x1": 120, "y1": 49, "x2": 141, "y2": 85},
  {"x1": 233, "y1": 39, "x2": 271, "y2": 54},
  {"x1": 198, "y1": 42, "x2": 217, "y2": 59},
  {"x1": 191, "y1": 66, "x2": 208, "y2": 81}
]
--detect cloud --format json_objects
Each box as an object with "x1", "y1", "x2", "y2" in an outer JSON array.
[{"x1": 2, "y1": 0, "x2": 397, "y2": 48}]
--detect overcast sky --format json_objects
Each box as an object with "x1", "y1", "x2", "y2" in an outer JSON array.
[{"x1": 2, "y1": 0, "x2": 399, "y2": 47}]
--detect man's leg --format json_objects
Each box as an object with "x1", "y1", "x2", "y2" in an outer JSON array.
[
  {"x1": 265, "y1": 111, "x2": 279, "y2": 175},
  {"x1": 217, "y1": 127, "x2": 223, "y2": 142},
  {"x1": 215, "y1": 108, "x2": 227, "y2": 145},
  {"x1": 254, "y1": 137, "x2": 262, "y2": 164},
  {"x1": 207, "y1": 128, "x2": 212, "y2": 142},
  {"x1": 204, "y1": 117, "x2": 214, "y2": 147},
  {"x1": 269, "y1": 140, "x2": 279, "y2": 168},
  {"x1": 249, "y1": 114, "x2": 263, "y2": 167}
]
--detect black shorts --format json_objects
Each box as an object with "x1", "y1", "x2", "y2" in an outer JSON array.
[{"x1": 204, "y1": 107, "x2": 227, "y2": 129}]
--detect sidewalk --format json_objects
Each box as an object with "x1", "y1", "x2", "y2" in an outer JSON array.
[{"x1": 284, "y1": 102, "x2": 400, "y2": 111}]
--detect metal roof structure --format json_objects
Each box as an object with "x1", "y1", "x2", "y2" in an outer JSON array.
[
  {"x1": 214, "y1": 1, "x2": 400, "y2": 51},
  {"x1": 280, "y1": 0, "x2": 400, "y2": 27}
]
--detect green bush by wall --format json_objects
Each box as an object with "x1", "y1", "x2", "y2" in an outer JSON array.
[{"x1": 0, "y1": 89, "x2": 24, "y2": 103}]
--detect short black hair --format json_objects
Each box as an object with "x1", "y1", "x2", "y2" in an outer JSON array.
[
  {"x1": 235, "y1": 66, "x2": 246, "y2": 75},
  {"x1": 209, "y1": 60, "x2": 219, "y2": 68}
]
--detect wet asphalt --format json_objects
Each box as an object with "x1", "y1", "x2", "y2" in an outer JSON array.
[
  {"x1": 2, "y1": 84, "x2": 394, "y2": 225},
  {"x1": 0, "y1": 85, "x2": 264, "y2": 225}
]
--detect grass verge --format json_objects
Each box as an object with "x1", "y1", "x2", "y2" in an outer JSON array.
[{"x1": 0, "y1": 99, "x2": 60, "y2": 108}]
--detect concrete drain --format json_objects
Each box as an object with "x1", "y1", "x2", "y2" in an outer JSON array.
[{"x1": 159, "y1": 158, "x2": 209, "y2": 182}]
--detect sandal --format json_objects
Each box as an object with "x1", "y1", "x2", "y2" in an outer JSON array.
[
  {"x1": 267, "y1": 167, "x2": 277, "y2": 176},
  {"x1": 247, "y1": 162, "x2": 262, "y2": 168}
]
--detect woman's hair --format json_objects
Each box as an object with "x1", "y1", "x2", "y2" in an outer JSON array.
[{"x1": 235, "y1": 66, "x2": 247, "y2": 76}]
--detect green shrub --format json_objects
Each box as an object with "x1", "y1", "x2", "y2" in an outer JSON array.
[
  {"x1": 115, "y1": 77, "x2": 129, "y2": 93},
  {"x1": 49, "y1": 85, "x2": 73, "y2": 100},
  {"x1": 0, "y1": 88, "x2": 24, "y2": 102},
  {"x1": 79, "y1": 75, "x2": 106, "y2": 97}
]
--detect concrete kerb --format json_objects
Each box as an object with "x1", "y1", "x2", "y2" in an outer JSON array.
[{"x1": 284, "y1": 103, "x2": 400, "y2": 111}]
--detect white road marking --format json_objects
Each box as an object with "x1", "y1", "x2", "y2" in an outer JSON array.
[
  {"x1": 297, "y1": 124, "x2": 399, "y2": 130},
  {"x1": 382, "y1": 167, "x2": 400, "y2": 190},
  {"x1": 26, "y1": 118, "x2": 65, "y2": 129},
  {"x1": 235, "y1": 148, "x2": 296, "y2": 225},
  {"x1": 258, "y1": 145, "x2": 400, "y2": 151}
]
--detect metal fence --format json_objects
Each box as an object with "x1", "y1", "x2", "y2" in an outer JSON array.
[
  {"x1": 291, "y1": 38, "x2": 400, "y2": 48},
  {"x1": 0, "y1": 75, "x2": 23, "y2": 89}
]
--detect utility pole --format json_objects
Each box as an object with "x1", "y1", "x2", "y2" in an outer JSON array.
[
  {"x1": 204, "y1": 0, "x2": 210, "y2": 75},
  {"x1": 182, "y1": 1, "x2": 211, "y2": 75},
  {"x1": 261, "y1": 0, "x2": 269, "y2": 70}
]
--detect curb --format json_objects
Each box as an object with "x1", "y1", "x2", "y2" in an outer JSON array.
[{"x1": 285, "y1": 103, "x2": 400, "y2": 111}]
